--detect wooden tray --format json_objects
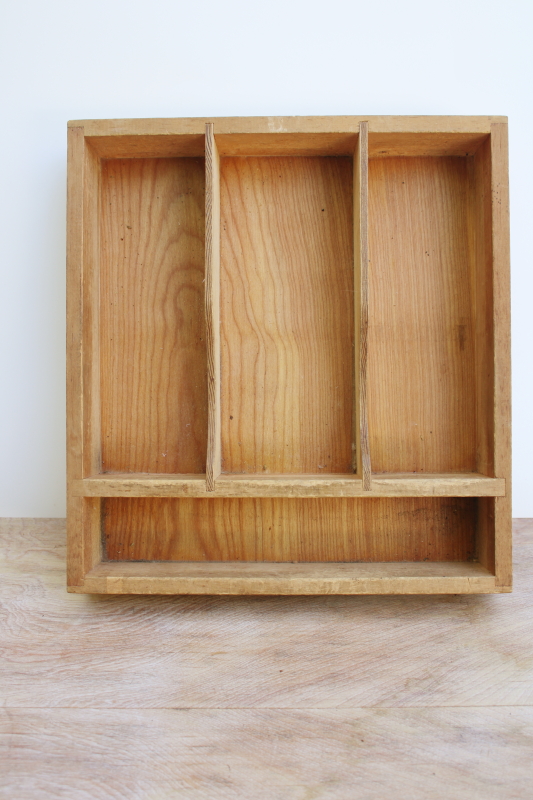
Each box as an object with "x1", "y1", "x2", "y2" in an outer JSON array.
[{"x1": 67, "y1": 115, "x2": 511, "y2": 595}]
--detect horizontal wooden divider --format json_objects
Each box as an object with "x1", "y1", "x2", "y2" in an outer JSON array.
[
  {"x1": 74, "y1": 473, "x2": 505, "y2": 498},
  {"x1": 354, "y1": 121, "x2": 372, "y2": 489},
  {"x1": 205, "y1": 123, "x2": 221, "y2": 491}
]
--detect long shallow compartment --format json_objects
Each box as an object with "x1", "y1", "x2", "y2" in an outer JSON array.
[{"x1": 67, "y1": 115, "x2": 511, "y2": 594}]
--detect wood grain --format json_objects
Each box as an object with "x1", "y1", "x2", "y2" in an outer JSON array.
[
  {"x1": 102, "y1": 496, "x2": 476, "y2": 562},
  {"x1": 3, "y1": 707, "x2": 532, "y2": 800},
  {"x1": 354, "y1": 121, "x2": 371, "y2": 488},
  {"x1": 490, "y1": 123, "x2": 512, "y2": 588},
  {"x1": 1, "y1": 517, "x2": 531, "y2": 708},
  {"x1": 67, "y1": 117, "x2": 511, "y2": 596},
  {"x1": 81, "y1": 560, "x2": 495, "y2": 595},
  {"x1": 469, "y1": 137, "x2": 494, "y2": 478},
  {"x1": 72, "y1": 114, "x2": 506, "y2": 138},
  {"x1": 368, "y1": 131, "x2": 489, "y2": 158},
  {"x1": 216, "y1": 132, "x2": 358, "y2": 156},
  {"x1": 368, "y1": 157, "x2": 476, "y2": 473},
  {"x1": 66, "y1": 129, "x2": 102, "y2": 585},
  {"x1": 66, "y1": 126, "x2": 86, "y2": 586},
  {"x1": 100, "y1": 157, "x2": 207, "y2": 474},
  {"x1": 220, "y1": 156, "x2": 354, "y2": 474},
  {"x1": 205, "y1": 125, "x2": 221, "y2": 490},
  {"x1": 75, "y1": 473, "x2": 505, "y2": 498}
]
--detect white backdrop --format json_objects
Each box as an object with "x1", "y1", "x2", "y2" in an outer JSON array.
[{"x1": 0, "y1": 0, "x2": 531, "y2": 517}]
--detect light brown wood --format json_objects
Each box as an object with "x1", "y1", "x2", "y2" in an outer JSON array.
[
  {"x1": 216, "y1": 132, "x2": 358, "y2": 156},
  {"x1": 99, "y1": 157, "x2": 207, "y2": 474},
  {"x1": 490, "y1": 123, "x2": 512, "y2": 588},
  {"x1": 102, "y1": 496, "x2": 477, "y2": 563},
  {"x1": 74, "y1": 473, "x2": 505, "y2": 498},
  {"x1": 71, "y1": 115, "x2": 506, "y2": 138},
  {"x1": 469, "y1": 136, "x2": 496, "y2": 575},
  {"x1": 6, "y1": 518, "x2": 533, "y2": 798},
  {"x1": 66, "y1": 128, "x2": 102, "y2": 585},
  {"x1": 82, "y1": 142, "x2": 101, "y2": 478},
  {"x1": 4, "y1": 518, "x2": 531, "y2": 701},
  {"x1": 66, "y1": 117, "x2": 511, "y2": 595},
  {"x1": 205, "y1": 124, "x2": 221, "y2": 490},
  {"x1": 84, "y1": 133, "x2": 205, "y2": 159},
  {"x1": 220, "y1": 156, "x2": 354, "y2": 474},
  {"x1": 469, "y1": 136, "x2": 494, "y2": 479},
  {"x1": 368, "y1": 156, "x2": 477, "y2": 473},
  {"x1": 4, "y1": 707, "x2": 533, "y2": 800},
  {"x1": 66, "y1": 126, "x2": 86, "y2": 587},
  {"x1": 354, "y1": 122, "x2": 371, "y2": 489},
  {"x1": 81, "y1": 558, "x2": 494, "y2": 595},
  {"x1": 368, "y1": 131, "x2": 490, "y2": 157}
]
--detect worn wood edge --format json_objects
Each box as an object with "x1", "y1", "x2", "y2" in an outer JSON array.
[
  {"x1": 66, "y1": 127, "x2": 103, "y2": 584},
  {"x1": 82, "y1": 141, "x2": 101, "y2": 476},
  {"x1": 490, "y1": 122, "x2": 512, "y2": 588},
  {"x1": 215, "y1": 132, "x2": 359, "y2": 156},
  {"x1": 73, "y1": 474, "x2": 505, "y2": 498},
  {"x1": 69, "y1": 560, "x2": 497, "y2": 595},
  {"x1": 356, "y1": 121, "x2": 372, "y2": 490},
  {"x1": 205, "y1": 124, "x2": 221, "y2": 491},
  {"x1": 67, "y1": 128, "x2": 103, "y2": 583},
  {"x1": 352, "y1": 131, "x2": 362, "y2": 477},
  {"x1": 66, "y1": 126, "x2": 85, "y2": 585},
  {"x1": 368, "y1": 132, "x2": 490, "y2": 158},
  {"x1": 68, "y1": 116, "x2": 507, "y2": 137}
]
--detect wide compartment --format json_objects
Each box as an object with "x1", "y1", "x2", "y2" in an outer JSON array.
[{"x1": 103, "y1": 496, "x2": 477, "y2": 562}]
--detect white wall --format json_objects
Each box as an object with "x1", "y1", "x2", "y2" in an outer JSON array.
[{"x1": 0, "y1": 0, "x2": 531, "y2": 517}]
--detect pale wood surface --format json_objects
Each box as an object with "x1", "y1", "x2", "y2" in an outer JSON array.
[
  {"x1": 205, "y1": 125, "x2": 221, "y2": 490},
  {"x1": 490, "y1": 123, "x2": 512, "y2": 588},
  {"x1": 2, "y1": 708, "x2": 532, "y2": 800},
  {"x1": 220, "y1": 156, "x2": 354, "y2": 474},
  {"x1": 103, "y1": 496, "x2": 476, "y2": 563},
  {"x1": 74, "y1": 472, "x2": 506, "y2": 498},
  {"x1": 1, "y1": 518, "x2": 532, "y2": 797},
  {"x1": 66, "y1": 129, "x2": 102, "y2": 585},
  {"x1": 354, "y1": 121, "x2": 371, "y2": 488},
  {"x1": 368, "y1": 156, "x2": 476, "y2": 473},
  {"x1": 66, "y1": 127, "x2": 86, "y2": 587},
  {"x1": 100, "y1": 157, "x2": 207, "y2": 474},
  {"x1": 79, "y1": 559, "x2": 496, "y2": 596},
  {"x1": 71, "y1": 114, "x2": 507, "y2": 137}
]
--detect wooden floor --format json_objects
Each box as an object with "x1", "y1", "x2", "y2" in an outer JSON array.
[{"x1": 1, "y1": 519, "x2": 532, "y2": 799}]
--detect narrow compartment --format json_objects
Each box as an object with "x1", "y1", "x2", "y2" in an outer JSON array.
[
  {"x1": 99, "y1": 157, "x2": 207, "y2": 473},
  {"x1": 103, "y1": 496, "x2": 477, "y2": 562},
  {"x1": 368, "y1": 156, "x2": 478, "y2": 473},
  {"x1": 219, "y1": 156, "x2": 354, "y2": 474}
]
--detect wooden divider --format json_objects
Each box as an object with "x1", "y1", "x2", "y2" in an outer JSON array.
[
  {"x1": 66, "y1": 127, "x2": 103, "y2": 585},
  {"x1": 354, "y1": 121, "x2": 372, "y2": 490},
  {"x1": 205, "y1": 123, "x2": 222, "y2": 490}
]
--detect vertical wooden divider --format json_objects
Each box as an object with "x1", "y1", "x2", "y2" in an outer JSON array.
[
  {"x1": 205, "y1": 123, "x2": 222, "y2": 491},
  {"x1": 67, "y1": 128, "x2": 102, "y2": 586},
  {"x1": 353, "y1": 121, "x2": 372, "y2": 490}
]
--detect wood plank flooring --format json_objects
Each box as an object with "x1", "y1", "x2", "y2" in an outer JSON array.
[{"x1": 1, "y1": 518, "x2": 533, "y2": 798}]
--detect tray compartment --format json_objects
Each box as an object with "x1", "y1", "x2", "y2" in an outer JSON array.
[
  {"x1": 219, "y1": 155, "x2": 354, "y2": 474},
  {"x1": 99, "y1": 157, "x2": 207, "y2": 474},
  {"x1": 368, "y1": 155, "x2": 477, "y2": 473},
  {"x1": 103, "y1": 496, "x2": 477, "y2": 563}
]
